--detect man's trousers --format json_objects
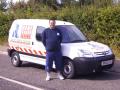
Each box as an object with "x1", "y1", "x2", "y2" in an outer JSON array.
[{"x1": 45, "y1": 50, "x2": 63, "y2": 72}]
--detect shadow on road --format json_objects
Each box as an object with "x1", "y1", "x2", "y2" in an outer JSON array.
[
  {"x1": 21, "y1": 62, "x2": 45, "y2": 69},
  {"x1": 73, "y1": 71, "x2": 120, "y2": 80},
  {"x1": 74, "y1": 60, "x2": 120, "y2": 81},
  {"x1": 20, "y1": 60, "x2": 120, "y2": 81},
  {"x1": 21, "y1": 62, "x2": 57, "y2": 72}
]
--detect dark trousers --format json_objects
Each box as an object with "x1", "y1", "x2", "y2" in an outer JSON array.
[{"x1": 45, "y1": 50, "x2": 63, "y2": 72}]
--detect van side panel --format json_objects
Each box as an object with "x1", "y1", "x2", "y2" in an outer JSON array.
[{"x1": 19, "y1": 54, "x2": 46, "y2": 65}]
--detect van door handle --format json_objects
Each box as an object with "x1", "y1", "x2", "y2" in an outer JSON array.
[{"x1": 32, "y1": 42, "x2": 34, "y2": 45}]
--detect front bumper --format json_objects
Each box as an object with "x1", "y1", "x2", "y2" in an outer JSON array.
[{"x1": 73, "y1": 54, "x2": 115, "y2": 75}]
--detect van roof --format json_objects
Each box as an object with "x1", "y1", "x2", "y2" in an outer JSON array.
[{"x1": 13, "y1": 19, "x2": 74, "y2": 28}]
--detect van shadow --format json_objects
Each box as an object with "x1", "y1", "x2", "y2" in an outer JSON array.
[
  {"x1": 73, "y1": 71, "x2": 120, "y2": 81},
  {"x1": 21, "y1": 62, "x2": 57, "y2": 72},
  {"x1": 73, "y1": 60, "x2": 120, "y2": 81},
  {"x1": 21, "y1": 62, "x2": 45, "y2": 70},
  {"x1": 21, "y1": 60, "x2": 120, "y2": 81}
]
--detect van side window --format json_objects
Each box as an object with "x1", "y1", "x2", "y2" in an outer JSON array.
[{"x1": 36, "y1": 26, "x2": 45, "y2": 41}]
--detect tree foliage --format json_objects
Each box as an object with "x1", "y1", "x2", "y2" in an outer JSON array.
[
  {"x1": 0, "y1": 0, "x2": 7, "y2": 11},
  {"x1": 0, "y1": 0, "x2": 120, "y2": 57}
]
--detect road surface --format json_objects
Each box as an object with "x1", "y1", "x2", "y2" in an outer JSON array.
[{"x1": 0, "y1": 51, "x2": 120, "y2": 90}]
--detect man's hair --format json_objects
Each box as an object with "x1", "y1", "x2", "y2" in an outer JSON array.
[{"x1": 49, "y1": 17, "x2": 56, "y2": 21}]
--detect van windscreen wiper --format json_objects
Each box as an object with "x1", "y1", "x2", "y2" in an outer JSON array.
[{"x1": 70, "y1": 40, "x2": 86, "y2": 43}]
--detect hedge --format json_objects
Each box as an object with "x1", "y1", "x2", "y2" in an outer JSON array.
[{"x1": 0, "y1": 4, "x2": 120, "y2": 57}]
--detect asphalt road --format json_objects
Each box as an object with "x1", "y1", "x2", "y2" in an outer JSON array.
[{"x1": 0, "y1": 53, "x2": 120, "y2": 90}]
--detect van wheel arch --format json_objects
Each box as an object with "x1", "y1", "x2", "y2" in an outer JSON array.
[
  {"x1": 9, "y1": 49, "x2": 16, "y2": 57},
  {"x1": 11, "y1": 51, "x2": 22, "y2": 67},
  {"x1": 62, "y1": 56, "x2": 75, "y2": 79}
]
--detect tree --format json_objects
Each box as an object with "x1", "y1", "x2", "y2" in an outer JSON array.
[
  {"x1": 0, "y1": 0, "x2": 7, "y2": 11},
  {"x1": 93, "y1": 0, "x2": 113, "y2": 7}
]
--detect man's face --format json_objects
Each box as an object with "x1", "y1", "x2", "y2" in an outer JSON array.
[{"x1": 49, "y1": 20, "x2": 56, "y2": 29}]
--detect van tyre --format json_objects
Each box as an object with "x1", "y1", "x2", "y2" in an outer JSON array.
[
  {"x1": 62, "y1": 59, "x2": 75, "y2": 79},
  {"x1": 11, "y1": 52, "x2": 22, "y2": 67}
]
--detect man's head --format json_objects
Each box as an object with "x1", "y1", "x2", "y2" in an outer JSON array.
[{"x1": 49, "y1": 18, "x2": 56, "y2": 29}]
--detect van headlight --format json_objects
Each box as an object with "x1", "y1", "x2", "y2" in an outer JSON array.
[
  {"x1": 79, "y1": 50, "x2": 93, "y2": 57},
  {"x1": 108, "y1": 49, "x2": 113, "y2": 54}
]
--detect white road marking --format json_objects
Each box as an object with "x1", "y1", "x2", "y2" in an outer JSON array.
[
  {"x1": 0, "y1": 75, "x2": 44, "y2": 90},
  {"x1": 0, "y1": 51, "x2": 7, "y2": 55}
]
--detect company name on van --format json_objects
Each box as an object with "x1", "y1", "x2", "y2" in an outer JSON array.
[
  {"x1": 12, "y1": 25, "x2": 33, "y2": 39},
  {"x1": 10, "y1": 39, "x2": 31, "y2": 45}
]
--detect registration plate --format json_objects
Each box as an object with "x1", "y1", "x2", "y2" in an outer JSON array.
[{"x1": 101, "y1": 60, "x2": 113, "y2": 66}]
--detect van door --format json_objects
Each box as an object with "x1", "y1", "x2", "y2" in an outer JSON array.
[{"x1": 30, "y1": 26, "x2": 46, "y2": 65}]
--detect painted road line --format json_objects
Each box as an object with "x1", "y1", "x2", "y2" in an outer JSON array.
[
  {"x1": 0, "y1": 75, "x2": 44, "y2": 90},
  {"x1": 0, "y1": 51, "x2": 7, "y2": 55}
]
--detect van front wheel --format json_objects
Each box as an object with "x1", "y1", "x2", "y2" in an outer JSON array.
[
  {"x1": 62, "y1": 59, "x2": 75, "y2": 79},
  {"x1": 11, "y1": 52, "x2": 22, "y2": 67}
]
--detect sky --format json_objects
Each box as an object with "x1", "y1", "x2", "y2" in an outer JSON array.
[
  {"x1": 5, "y1": 0, "x2": 120, "y2": 4},
  {"x1": 6, "y1": 0, "x2": 29, "y2": 3},
  {"x1": 6, "y1": 0, "x2": 64, "y2": 5}
]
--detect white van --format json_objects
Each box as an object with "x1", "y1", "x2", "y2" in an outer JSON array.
[{"x1": 8, "y1": 19, "x2": 115, "y2": 78}]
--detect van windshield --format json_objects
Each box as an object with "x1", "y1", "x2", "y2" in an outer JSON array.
[{"x1": 56, "y1": 25, "x2": 87, "y2": 43}]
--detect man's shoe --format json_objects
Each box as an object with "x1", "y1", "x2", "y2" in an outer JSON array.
[
  {"x1": 46, "y1": 76, "x2": 51, "y2": 81},
  {"x1": 58, "y1": 74, "x2": 64, "y2": 80},
  {"x1": 46, "y1": 72, "x2": 51, "y2": 81}
]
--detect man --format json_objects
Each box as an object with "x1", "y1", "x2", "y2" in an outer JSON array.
[{"x1": 42, "y1": 18, "x2": 64, "y2": 81}]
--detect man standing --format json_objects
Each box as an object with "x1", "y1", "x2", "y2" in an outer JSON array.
[{"x1": 42, "y1": 18, "x2": 64, "y2": 81}]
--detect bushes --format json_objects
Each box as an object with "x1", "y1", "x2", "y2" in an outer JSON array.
[
  {"x1": 0, "y1": 11, "x2": 13, "y2": 40},
  {"x1": 54, "y1": 5, "x2": 120, "y2": 48},
  {"x1": 1, "y1": 4, "x2": 120, "y2": 46},
  {"x1": 0, "y1": 3, "x2": 120, "y2": 57}
]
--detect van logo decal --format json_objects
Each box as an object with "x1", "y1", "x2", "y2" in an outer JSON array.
[
  {"x1": 88, "y1": 43, "x2": 103, "y2": 49},
  {"x1": 12, "y1": 24, "x2": 19, "y2": 38},
  {"x1": 57, "y1": 33, "x2": 60, "y2": 36}
]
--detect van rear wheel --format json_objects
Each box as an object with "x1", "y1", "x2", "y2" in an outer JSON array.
[
  {"x1": 11, "y1": 52, "x2": 22, "y2": 67},
  {"x1": 62, "y1": 59, "x2": 75, "y2": 79}
]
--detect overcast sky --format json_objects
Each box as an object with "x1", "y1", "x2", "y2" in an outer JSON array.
[
  {"x1": 6, "y1": 0, "x2": 63, "y2": 4},
  {"x1": 6, "y1": 0, "x2": 29, "y2": 3}
]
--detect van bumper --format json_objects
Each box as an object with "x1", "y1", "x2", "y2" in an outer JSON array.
[{"x1": 73, "y1": 54, "x2": 115, "y2": 75}]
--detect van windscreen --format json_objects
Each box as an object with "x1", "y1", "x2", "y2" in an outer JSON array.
[{"x1": 56, "y1": 25, "x2": 87, "y2": 43}]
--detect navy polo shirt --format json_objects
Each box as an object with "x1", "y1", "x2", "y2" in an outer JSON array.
[{"x1": 42, "y1": 28, "x2": 62, "y2": 51}]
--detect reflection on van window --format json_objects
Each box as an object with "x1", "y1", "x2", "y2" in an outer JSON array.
[
  {"x1": 36, "y1": 26, "x2": 45, "y2": 41},
  {"x1": 56, "y1": 25, "x2": 87, "y2": 43}
]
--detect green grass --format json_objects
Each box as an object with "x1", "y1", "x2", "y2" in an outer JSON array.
[
  {"x1": 111, "y1": 46, "x2": 120, "y2": 60},
  {"x1": 0, "y1": 37, "x2": 8, "y2": 45}
]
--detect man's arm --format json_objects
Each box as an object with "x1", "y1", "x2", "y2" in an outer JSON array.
[
  {"x1": 42, "y1": 30, "x2": 46, "y2": 46},
  {"x1": 57, "y1": 29, "x2": 62, "y2": 43},
  {"x1": 60, "y1": 32, "x2": 62, "y2": 43}
]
